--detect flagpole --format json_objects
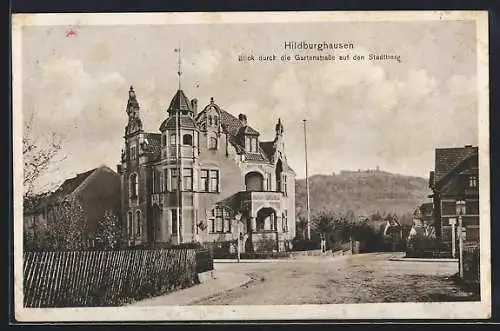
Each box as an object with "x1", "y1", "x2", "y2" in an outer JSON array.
[
  {"x1": 175, "y1": 45, "x2": 182, "y2": 245},
  {"x1": 303, "y1": 119, "x2": 311, "y2": 240}
]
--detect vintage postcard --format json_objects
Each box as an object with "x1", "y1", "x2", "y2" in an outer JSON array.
[{"x1": 12, "y1": 11, "x2": 490, "y2": 321}]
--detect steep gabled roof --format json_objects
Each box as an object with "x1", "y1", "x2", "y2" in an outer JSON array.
[
  {"x1": 260, "y1": 141, "x2": 275, "y2": 160},
  {"x1": 196, "y1": 104, "x2": 268, "y2": 161},
  {"x1": 24, "y1": 166, "x2": 119, "y2": 213},
  {"x1": 218, "y1": 109, "x2": 259, "y2": 136},
  {"x1": 434, "y1": 146, "x2": 478, "y2": 184},
  {"x1": 52, "y1": 168, "x2": 97, "y2": 198},
  {"x1": 142, "y1": 133, "x2": 162, "y2": 156}
]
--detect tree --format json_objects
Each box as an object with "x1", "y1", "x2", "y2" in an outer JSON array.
[
  {"x1": 296, "y1": 216, "x2": 308, "y2": 240},
  {"x1": 23, "y1": 220, "x2": 50, "y2": 251},
  {"x1": 95, "y1": 210, "x2": 122, "y2": 249},
  {"x1": 312, "y1": 210, "x2": 336, "y2": 235},
  {"x1": 46, "y1": 198, "x2": 86, "y2": 250},
  {"x1": 23, "y1": 115, "x2": 64, "y2": 198}
]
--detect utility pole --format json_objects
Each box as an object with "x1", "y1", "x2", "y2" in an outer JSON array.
[
  {"x1": 456, "y1": 200, "x2": 466, "y2": 278},
  {"x1": 449, "y1": 218, "x2": 457, "y2": 258},
  {"x1": 235, "y1": 212, "x2": 242, "y2": 262},
  {"x1": 303, "y1": 119, "x2": 311, "y2": 240}
]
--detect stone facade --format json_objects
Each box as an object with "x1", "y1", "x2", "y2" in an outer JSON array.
[{"x1": 117, "y1": 86, "x2": 296, "y2": 252}]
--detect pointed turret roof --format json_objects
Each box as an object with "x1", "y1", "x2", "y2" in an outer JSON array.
[
  {"x1": 159, "y1": 116, "x2": 198, "y2": 131},
  {"x1": 127, "y1": 85, "x2": 140, "y2": 113},
  {"x1": 125, "y1": 85, "x2": 143, "y2": 136},
  {"x1": 167, "y1": 89, "x2": 193, "y2": 115}
]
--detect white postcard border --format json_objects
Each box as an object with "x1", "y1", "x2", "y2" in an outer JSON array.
[{"x1": 12, "y1": 10, "x2": 491, "y2": 322}]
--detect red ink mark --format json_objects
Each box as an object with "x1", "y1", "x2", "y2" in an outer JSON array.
[{"x1": 65, "y1": 29, "x2": 77, "y2": 38}]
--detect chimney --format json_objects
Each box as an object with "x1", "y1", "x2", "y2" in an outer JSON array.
[
  {"x1": 238, "y1": 113, "x2": 247, "y2": 126},
  {"x1": 191, "y1": 98, "x2": 198, "y2": 116},
  {"x1": 464, "y1": 144, "x2": 473, "y2": 148}
]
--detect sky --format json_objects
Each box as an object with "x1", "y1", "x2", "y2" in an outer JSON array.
[{"x1": 21, "y1": 19, "x2": 479, "y2": 192}]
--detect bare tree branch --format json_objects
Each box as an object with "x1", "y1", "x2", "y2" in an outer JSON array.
[{"x1": 23, "y1": 116, "x2": 65, "y2": 198}]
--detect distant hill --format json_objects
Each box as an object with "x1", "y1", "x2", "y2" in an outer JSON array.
[{"x1": 295, "y1": 169, "x2": 432, "y2": 225}]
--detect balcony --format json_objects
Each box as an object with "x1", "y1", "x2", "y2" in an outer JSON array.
[
  {"x1": 238, "y1": 191, "x2": 283, "y2": 215},
  {"x1": 239, "y1": 191, "x2": 282, "y2": 202}
]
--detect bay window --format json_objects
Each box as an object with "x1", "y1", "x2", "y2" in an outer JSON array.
[
  {"x1": 200, "y1": 170, "x2": 209, "y2": 192},
  {"x1": 209, "y1": 170, "x2": 219, "y2": 193},
  {"x1": 183, "y1": 168, "x2": 193, "y2": 191}
]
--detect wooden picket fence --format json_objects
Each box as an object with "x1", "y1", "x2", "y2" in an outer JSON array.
[{"x1": 23, "y1": 248, "x2": 210, "y2": 307}]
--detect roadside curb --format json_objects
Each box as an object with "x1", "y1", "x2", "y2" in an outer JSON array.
[
  {"x1": 189, "y1": 273, "x2": 254, "y2": 305},
  {"x1": 389, "y1": 257, "x2": 459, "y2": 263},
  {"x1": 214, "y1": 259, "x2": 292, "y2": 263},
  {"x1": 128, "y1": 271, "x2": 251, "y2": 306}
]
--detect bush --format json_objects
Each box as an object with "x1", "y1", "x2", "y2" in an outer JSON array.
[
  {"x1": 406, "y1": 235, "x2": 450, "y2": 258},
  {"x1": 292, "y1": 238, "x2": 320, "y2": 251},
  {"x1": 328, "y1": 241, "x2": 351, "y2": 252},
  {"x1": 195, "y1": 249, "x2": 214, "y2": 273},
  {"x1": 201, "y1": 241, "x2": 235, "y2": 259},
  {"x1": 171, "y1": 242, "x2": 206, "y2": 250}
]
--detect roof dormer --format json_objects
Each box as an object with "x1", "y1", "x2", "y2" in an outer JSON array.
[{"x1": 236, "y1": 114, "x2": 260, "y2": 153}]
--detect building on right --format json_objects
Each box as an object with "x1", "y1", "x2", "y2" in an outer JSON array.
[{"x1": 428, "y1": 145, "x2": 479, "y2": 243}]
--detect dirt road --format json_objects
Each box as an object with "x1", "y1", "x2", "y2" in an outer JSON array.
[{"x1": 192, "y1": 253, "x2": 478, "y2": 305}]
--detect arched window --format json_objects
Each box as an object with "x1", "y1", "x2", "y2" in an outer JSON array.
[
  {"x1": 127, "y1": 211, "x2": 133, "y2": 238},
  {"x1": 208, "y1": 137, "x2": 218, "y2": 150},
  {"x1": 208, "y1": 115, "x2": 213, "y2": 126},
  {"x1": 214, "y1": 116, "x2": 218, "y2": 126},
  {"x1": 129, "y1": 173, "x2": 138, "y2": 198},
  {"x1": 183, "y1": 134, "x2": 193, "y2": 146},
  {"x1": 245, "y1": 172, "x2": 264, "y2": 191},
  {"x1": 256, "y1": 208, "x2": 276, "y2": 232},
  {"x1": 135, "y1": 210, "x2": 142, "y2": 237}
]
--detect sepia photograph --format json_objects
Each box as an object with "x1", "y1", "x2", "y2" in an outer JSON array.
[{"x1": 12, "y1": 11, "x2": 490, "y2": 321}]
